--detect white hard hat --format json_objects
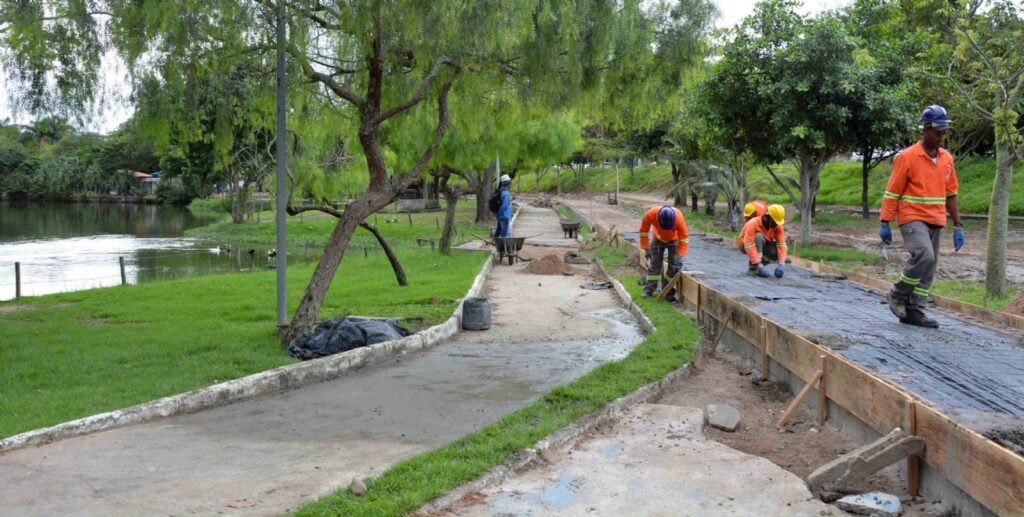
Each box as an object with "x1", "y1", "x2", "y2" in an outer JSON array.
[{"x1": 500, "y1": 174, "x2": 512, "y2": 183}]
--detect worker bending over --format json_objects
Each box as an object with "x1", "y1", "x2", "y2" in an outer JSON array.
[
  {"x1": 639, "y1": 205, "x2": 689, "y2": 299},
  {"x1": 736, "y1": 199, "x2": 768, "y2": 250},
  {"x1": 880, "y1": 104, "x2": 963, "y2": 329},
  {"x1": 740, "y1": 204, "x2": 787, "y2": 278}
]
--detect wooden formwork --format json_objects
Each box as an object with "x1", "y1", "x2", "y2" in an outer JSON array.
[{"x1": 669, "y1": 272, "x2": 1024, "y2": 515}]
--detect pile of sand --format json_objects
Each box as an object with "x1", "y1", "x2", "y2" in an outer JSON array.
[{"x1": 522, "y1": 254, "x2": 575, "y2": 276}]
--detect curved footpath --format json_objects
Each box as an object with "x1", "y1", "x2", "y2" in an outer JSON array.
[{"x1": 0, "y1": 205, "x2": 639, "y2": 516}]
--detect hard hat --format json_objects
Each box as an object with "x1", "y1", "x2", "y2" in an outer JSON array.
[
  {"x1": 743, "y1": 202, "x2": 757, "y2": 218},
  {"x1": 500, "y1": 174, "x2": 512, "y2": 184},
  {"x1": 920, "y1": 104, "x2": 951, "y2": 131},
  {"x1": 657, "y1": 205, "x2": 676, "y2": 230},
  {"x1": 767, "y1": 204, "x2": 785, "y2": 225}
]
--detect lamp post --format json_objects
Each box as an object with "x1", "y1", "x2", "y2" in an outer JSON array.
[{"x1": 275, "y1": 0, "x2": 288, "y2": 330}]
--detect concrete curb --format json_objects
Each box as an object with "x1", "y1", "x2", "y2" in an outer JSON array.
[
  {"x1": 414, "y1": 247, "x2": 689, "y2": 516},
  {"x1": 0, "y1": 253, "x2": 495, "y2": 453}
]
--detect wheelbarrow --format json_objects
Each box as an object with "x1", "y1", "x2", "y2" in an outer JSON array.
[
  {"x1": 494, "y1": 236, "x2": 527, "y2": 265},
  {"x1": 560, "y1": 219, "x2": 582, "y2": 239}
]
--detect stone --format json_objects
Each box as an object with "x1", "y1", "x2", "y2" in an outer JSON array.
[
  {"x1": 706, "y1": 404, "x2": 741, "y2": 432},
  {"x1": 836, "y1": 492, "x2": 901, "y2": 516},
  {"x1": 349, "y1": 477, "x2": 367, "y2": 496},
  {"x1": 807, "y1": 428, "x2": 923, "y2": 496}
]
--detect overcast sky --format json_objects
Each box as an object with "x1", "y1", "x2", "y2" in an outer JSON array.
[{"x1": 1, "y1": 0, "x2": 850, "y2": 135}]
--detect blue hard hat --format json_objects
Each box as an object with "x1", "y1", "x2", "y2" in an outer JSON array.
[
  {"x1": 657, "y1": 205, "x2": 676, "y2": 230},
  {"x1": 920, "y1": 104, "x2": 951, "y2": 131}
]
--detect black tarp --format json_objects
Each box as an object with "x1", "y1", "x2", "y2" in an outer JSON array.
[{"x1": 287, "y1": 317, "x2": 411, "y2": 360}]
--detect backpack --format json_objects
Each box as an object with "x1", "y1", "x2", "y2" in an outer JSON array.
[{"x1": 488, "y1": 188, "x2": 502, "y2": 213}]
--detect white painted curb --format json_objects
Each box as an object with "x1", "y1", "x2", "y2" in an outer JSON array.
[{"x1": 0, "y1": 251, "x2": 494, "y2": 452}]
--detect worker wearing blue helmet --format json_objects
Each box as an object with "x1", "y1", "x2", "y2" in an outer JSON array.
[{"x1": 639, "y1": 204, "x2": 689, "y2": 299}]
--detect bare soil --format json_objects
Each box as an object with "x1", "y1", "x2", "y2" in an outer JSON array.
[
  {"x1": 521, "y1": 254, "x2": 575, "y2": 276},
  {"x1": 1002, "y1": 294, "x2": 1024, "y2": 317}
]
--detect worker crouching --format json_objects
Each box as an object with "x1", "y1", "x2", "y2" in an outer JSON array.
[
  {"x1": 639, "y1": 205, "x2": 689, "y2": 300},
  {"x1": 740, "y1": 204, "x2": 788, "y2": 278}
]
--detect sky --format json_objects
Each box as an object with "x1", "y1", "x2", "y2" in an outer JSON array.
[{"x1": 1, "y1": 0, "x2": 850, "y2": 135}]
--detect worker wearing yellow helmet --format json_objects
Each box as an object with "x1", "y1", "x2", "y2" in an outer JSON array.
[
  {"x1": 736, "y1": 199, "x2": 769, "y2": 250},
  {"x1": 739, "y1": 204, "x2": 788, "y2": 278}
]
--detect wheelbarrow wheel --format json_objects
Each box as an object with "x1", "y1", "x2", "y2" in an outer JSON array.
[{"x1": 507, "y1": 254, "x2": 514, "y2": 266}]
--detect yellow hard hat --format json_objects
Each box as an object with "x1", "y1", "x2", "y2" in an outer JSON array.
[
  {"x1": 743, "y1": 202, "x2": 757, "y2": 218},
  {"x1": 767, "y1": 204, "x2": 785, "y2": 225}
]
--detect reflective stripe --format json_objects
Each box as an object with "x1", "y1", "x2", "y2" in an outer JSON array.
[
  {"x1": 778, "y1": 243, "x2": 788, "y2": 248},
  {"x1": 646, "y1": 275, "x2": 662, "y2": 281},
  {"x1": 885, "y1": 191, "x2": 946, "y2": 204},
  {"x1": 913, "y1": 287, "x2": 930, "y2": 296},
  {"x1": 681, "y1": 238, "x2": 689, "y2": 243},
  {"x1": 743, "y1": 243, "x2": 755, "y2": 248},
  {"x1": 883, "y1": 191, "x2": 902, "y2": 200},
  {"x1": 899, "y1": 273, "x2": 920, "y2": 285}
]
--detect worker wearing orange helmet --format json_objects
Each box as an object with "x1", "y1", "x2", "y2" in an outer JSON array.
[
  {"x1": 639, "y1": 205, "x2": 689, "y2": 299},
  {"x1": 736, "y1": 199, "x2": 769, "y2": 250},
  {"x1": 740, "y1": 204, "x2": 788, "y2": 278}
]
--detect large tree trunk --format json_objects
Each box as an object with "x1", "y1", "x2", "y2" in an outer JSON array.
[
  {"x1": 440, "y1": 187, "x2": 458, "y2": 255},
  {"x1": 359, "y1": 222, "x2": 407, "y2": 286},
  {"x1": 229, "y1": 177, "x2": 245, "y2": 224},
  {"x1": 475, "y1": 163, "x2": 495, "y2": 224},
  {"x1": 984, "y1": 144, "x2": 1016, "y2": 298},
  {"x1": 861, "y1": 147, "x2": 873, "y2": 219},
  {"x1": 798, "y1": 160, "x2": 817, "y2": 246},
  {"x1": 670, "y1": 162, "x2": 685, "y2": 207}
]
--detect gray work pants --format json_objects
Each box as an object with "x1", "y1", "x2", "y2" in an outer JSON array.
[
  {"x1": 891, "y1": 221, "x2": 942, "y2": 310},
  {"x1": 644, "y1": 240, "x2": 679, "y2": 295},
  {"x1": 755, "y1": 233, "x2": 779, "y2": 264}
]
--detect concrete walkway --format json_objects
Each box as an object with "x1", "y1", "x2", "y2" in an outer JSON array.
[
  {"x1": 0, "y1": 205, "x2": 641, "y2": 516},
  {"x1": 453, "y1": 404, "x2": 833, "y2": 516}
]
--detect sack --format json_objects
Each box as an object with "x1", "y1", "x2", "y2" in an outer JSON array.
[{"x1": 488, "y1": 188, "x2": 502, "y2": 213}]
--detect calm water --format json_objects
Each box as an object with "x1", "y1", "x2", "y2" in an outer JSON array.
[{"x1": 0, "y1": 202, "x2": 291, "y2": 301}]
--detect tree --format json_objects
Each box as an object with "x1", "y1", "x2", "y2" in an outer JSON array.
[
  {"x1": 705, "y1": 0, "x2": 863, "y2": 245},
  {"x1": 937, "y1": 0, "x2": 1024, "y2": 298}
]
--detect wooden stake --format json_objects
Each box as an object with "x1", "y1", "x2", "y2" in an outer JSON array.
[
  {"x1": 706, "y1": 311, "x2": 734, "y2": 357},
  {"x1": 15, "y1": 262, "x2": 21, "y2": 299},
  {"x1": 119, "y1": 256, "x2": 127, "y2": 286},
  {"x1": 907, "y1": 401, "x2": 920, "y2": 497},
  {"x1": 777, "y1": 366, "x2": 824, "y2": 428},
  {"x1": 818, "y1": 354, "x2": 828, "y2": 427},
  {"x1": 760, "y1": 322, "x2": 768, "y2": 381}
]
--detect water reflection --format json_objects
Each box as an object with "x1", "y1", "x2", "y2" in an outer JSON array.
[{"x1": 0, "y1": 202, "x2": 295, "y2": 301}]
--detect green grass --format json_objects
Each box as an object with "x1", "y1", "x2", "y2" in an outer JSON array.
[
  {"x1": 929, "y1": 280, "x2": 1020, "y2": 310},
  {"x1": 791, "y1": 245, "x2": 878, "y2": 266},
  {"x1": 0, "y1": 249, "x2": 487, "y2": 438},
  {"x1": 294, "y1": 244, "x2": 700, "y2": 516}
]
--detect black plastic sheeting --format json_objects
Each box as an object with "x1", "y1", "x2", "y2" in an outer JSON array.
[{"x1": 287, "y1": 317, "x2": 410, "y2": 360}]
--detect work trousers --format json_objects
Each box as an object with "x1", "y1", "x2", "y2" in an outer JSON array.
[
  {"x1": 755, "y1": 233, "x2": 779, "y2": 264},
  {"x1": 494, "y1": 217, "x2": 511, "y2": 239},
  {"x1": 644, "y1": 240, "x2": 679, "y2": 296},
  {"x1": 891, "y1": 220, "x2": 942, "y2": 310}
]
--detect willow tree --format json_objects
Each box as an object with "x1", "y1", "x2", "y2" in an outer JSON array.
[{"x1": 2, "y1": 0, "x2": 673, "y2": 341}]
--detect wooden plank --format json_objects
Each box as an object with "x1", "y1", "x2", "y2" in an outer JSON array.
[
  {"x1": 818, "y1": 354, "x2": 828, "y2": 427},
  {"x1": 759, "y1": 322, "x2": 768, "y2": 381},
  {"x1": 907, "y1": 402, "x2": 920, "y2": 497},
  {"x1": 778, "y1": 367, "x2": 824, "y2": 428},
  {"x1": 916, "y1": 403, "x2": 1024, "y2": 516}
]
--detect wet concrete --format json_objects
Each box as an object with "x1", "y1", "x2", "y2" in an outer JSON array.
[{"x1": 0, "y1": 206, "x2": 644, "y2": 516}]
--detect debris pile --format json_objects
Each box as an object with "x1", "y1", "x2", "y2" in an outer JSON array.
[{"x1": 523, "y1": 254, "x2": 575, "y2": 276}]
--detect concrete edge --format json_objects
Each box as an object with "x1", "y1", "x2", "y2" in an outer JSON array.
[
  {"x1": 0, "y1": 251, "x2": 495, "y2": 453},
  {"x1": 413, "y1": 365, "x2": 693, "y2": 516}
]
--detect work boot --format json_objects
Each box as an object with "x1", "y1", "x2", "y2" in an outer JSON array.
[
  {"x1": 886, "y1": 291, "x2": 908, "y2": 319},
  {"x1": 642, "y1": 286, "x2": 654, "y2": 298},
  {"x1": 901, "y1": 309, "x2": 939, "y2": 329}
]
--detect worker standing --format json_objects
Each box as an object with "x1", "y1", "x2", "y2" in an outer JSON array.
[
  {"x1": 880, "y1": 105, "x2": 963, "y2": 329},
  {"x1": 639, "y1": 205, "x2": 689, "y2": 299},
  {"x1": 494, "y1": 174, "x2": 513, "y2": 239},
  {"x1": 736, "y1": 199, "x2": 769, "y2": 250},
  {"x1": 740, "y1": 204, "x2": 788, "y2": 278}
]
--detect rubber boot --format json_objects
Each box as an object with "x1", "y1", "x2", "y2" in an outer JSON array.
[
  {"x1": 901, "y1": 309, "x2": 939, "y2": 329},
  {"x1": 886, "y1": 291, "x2": 908, "y2": 319}
]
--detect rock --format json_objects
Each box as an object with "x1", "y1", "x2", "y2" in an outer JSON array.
[
  {"x1": 836, "y1": 492, "x2": 901, "y2": 516},
  {"x1": 349, "y1": 477, "x2": 367, "y2": 496},
  {"x1": 738, "y1": 359, "x2": 754, "y2": 376},
  {"x1": 706, "y1": 404, "x2": 741, "y2": 432}
]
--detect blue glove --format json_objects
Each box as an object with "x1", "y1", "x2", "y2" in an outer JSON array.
[
  {"x1": 953, "y1": 227, "x2": 964, "y2": 252},
  {"x1": 879, "y1": 223, "x2": 892, "y2": 245},
  {"x1": 774, "y1": 265, "x2": 784, "y2": 278},
  {"x1": 758, "y1": 266, "x2": 771, "y2": 278},
  {"x1": 675, "y1": 257, "x2": 683, "y2": 271}
]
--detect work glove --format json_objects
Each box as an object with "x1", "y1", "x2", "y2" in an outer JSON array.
[
  {"x1": 675, "y1": 257, "x2": 683, "y2": 271},
  {"x1": 953, "y1": 226, "x2": 965, "y2": 252},
  {"x1": 879, "y1": 223, "x2": 892, "y2": 245},
  {"x1": 758, "y1": 266, "x2": 771, "y2": 278},
  {"x1": 774, "y1": 265, "x2": 784, "y2": 279}
]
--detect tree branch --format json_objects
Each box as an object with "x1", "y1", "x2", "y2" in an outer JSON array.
[
  {"x1": 373, "y1": 57, "x2": 456, "y2": 126},
  {"x1": 763, "y1": 164, "x2": 801, "y2": 207},
  {"x1": 292, "y1": 47, "x2": 364, "y2": 106},
  {"x1": 392, "y1": 70, "x2": 460, "y2": 192}
]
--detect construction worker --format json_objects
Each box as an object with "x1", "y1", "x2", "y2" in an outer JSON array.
[
  {"x1": 639, "y1": 205, "x2": 689, "y2": 299},
  {"x1": 494, "y1": 174, "x2": 513, "y2": 238},
  {"x1": 736, "y1": 199, "x2": 769, "y2": 250},
  {"x1": 740, "y1": 204, "x2": 788, "y2": 278},
  {"x1": 880, "y1": 104, "x2": 963, "y2": 329}
]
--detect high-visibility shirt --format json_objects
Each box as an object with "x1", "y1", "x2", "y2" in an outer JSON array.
[
  {"x1": 737, "y1": 200, "x2": 769, "y2": 248},
  {"x1": 639, "y1": 206, "x2": 689, "y2": 257},
  {"x1": 880, "y1": 141, "x2": 958, "y2": 227},
  {"x1": 740, "y1": 216, "x2": 787, "y2": 264}
]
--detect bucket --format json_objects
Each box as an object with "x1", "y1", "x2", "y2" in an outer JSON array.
[{"x1": 462, "y1": 297, "x2": 491, "y2": 330}]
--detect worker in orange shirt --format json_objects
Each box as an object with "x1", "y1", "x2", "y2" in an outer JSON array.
[
  {"x1": 740, "y1": 204, "x2": 787, "y2": 278},
  {"x1": 880, "y1": 104, "x2": 964, "y2": 329},
  {"x1": 736, "y1": 199, "x2": 769, "y2": 250},
  {"x1": 639, "y1": 205, "x2": 689, "y2": 299}
]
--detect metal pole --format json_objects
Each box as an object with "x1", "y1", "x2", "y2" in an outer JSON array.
[
  {"x1": 275, "y1": 0, "x2": 288, "y2": 329},
  {"x1": 119, "y1": 256, "x2": 127, "y2": 285},
  {"x1": 15, "y1": 262, "x2": 21, "y2": 299}
]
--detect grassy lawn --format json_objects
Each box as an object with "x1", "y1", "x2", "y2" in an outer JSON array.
[
  {"x1": 294, "y1": 243, "x2": 699, "y2": 516},
  {"x1": 0, "y1": 200, "x2": 492, "y2": 438},
  {"x1": 791, "y1": 245, "x2": 878, "y2": 266}
]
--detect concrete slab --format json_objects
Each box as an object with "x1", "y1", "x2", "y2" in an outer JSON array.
[
  {"x1": 0, "y1": 207, "x2": 643, "y2": 516},
  {"x1": 453, "y1": 404, "x2": 834, "y2": 516}
]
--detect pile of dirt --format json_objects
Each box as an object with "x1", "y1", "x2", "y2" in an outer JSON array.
[
  {"x1": 522, "y1": 254, "x2": 574, "y2": 276},
  {"x1": 1001, "y1": 294, "x2": 1024, "y2": 318}
]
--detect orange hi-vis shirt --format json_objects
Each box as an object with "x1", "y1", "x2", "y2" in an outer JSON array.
[
  {"x1": 740, "y1": 216, "x2": 787, "y2": 264},
  {"x1": 737, "y1": 199, "x2": 769, "y2": 248},
  {"x1": 881, "y1": 141, "x2": 959, "y2": 227},
  {"x1": 639, "y1": 206, "x2": 689, "y2": 257}
]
